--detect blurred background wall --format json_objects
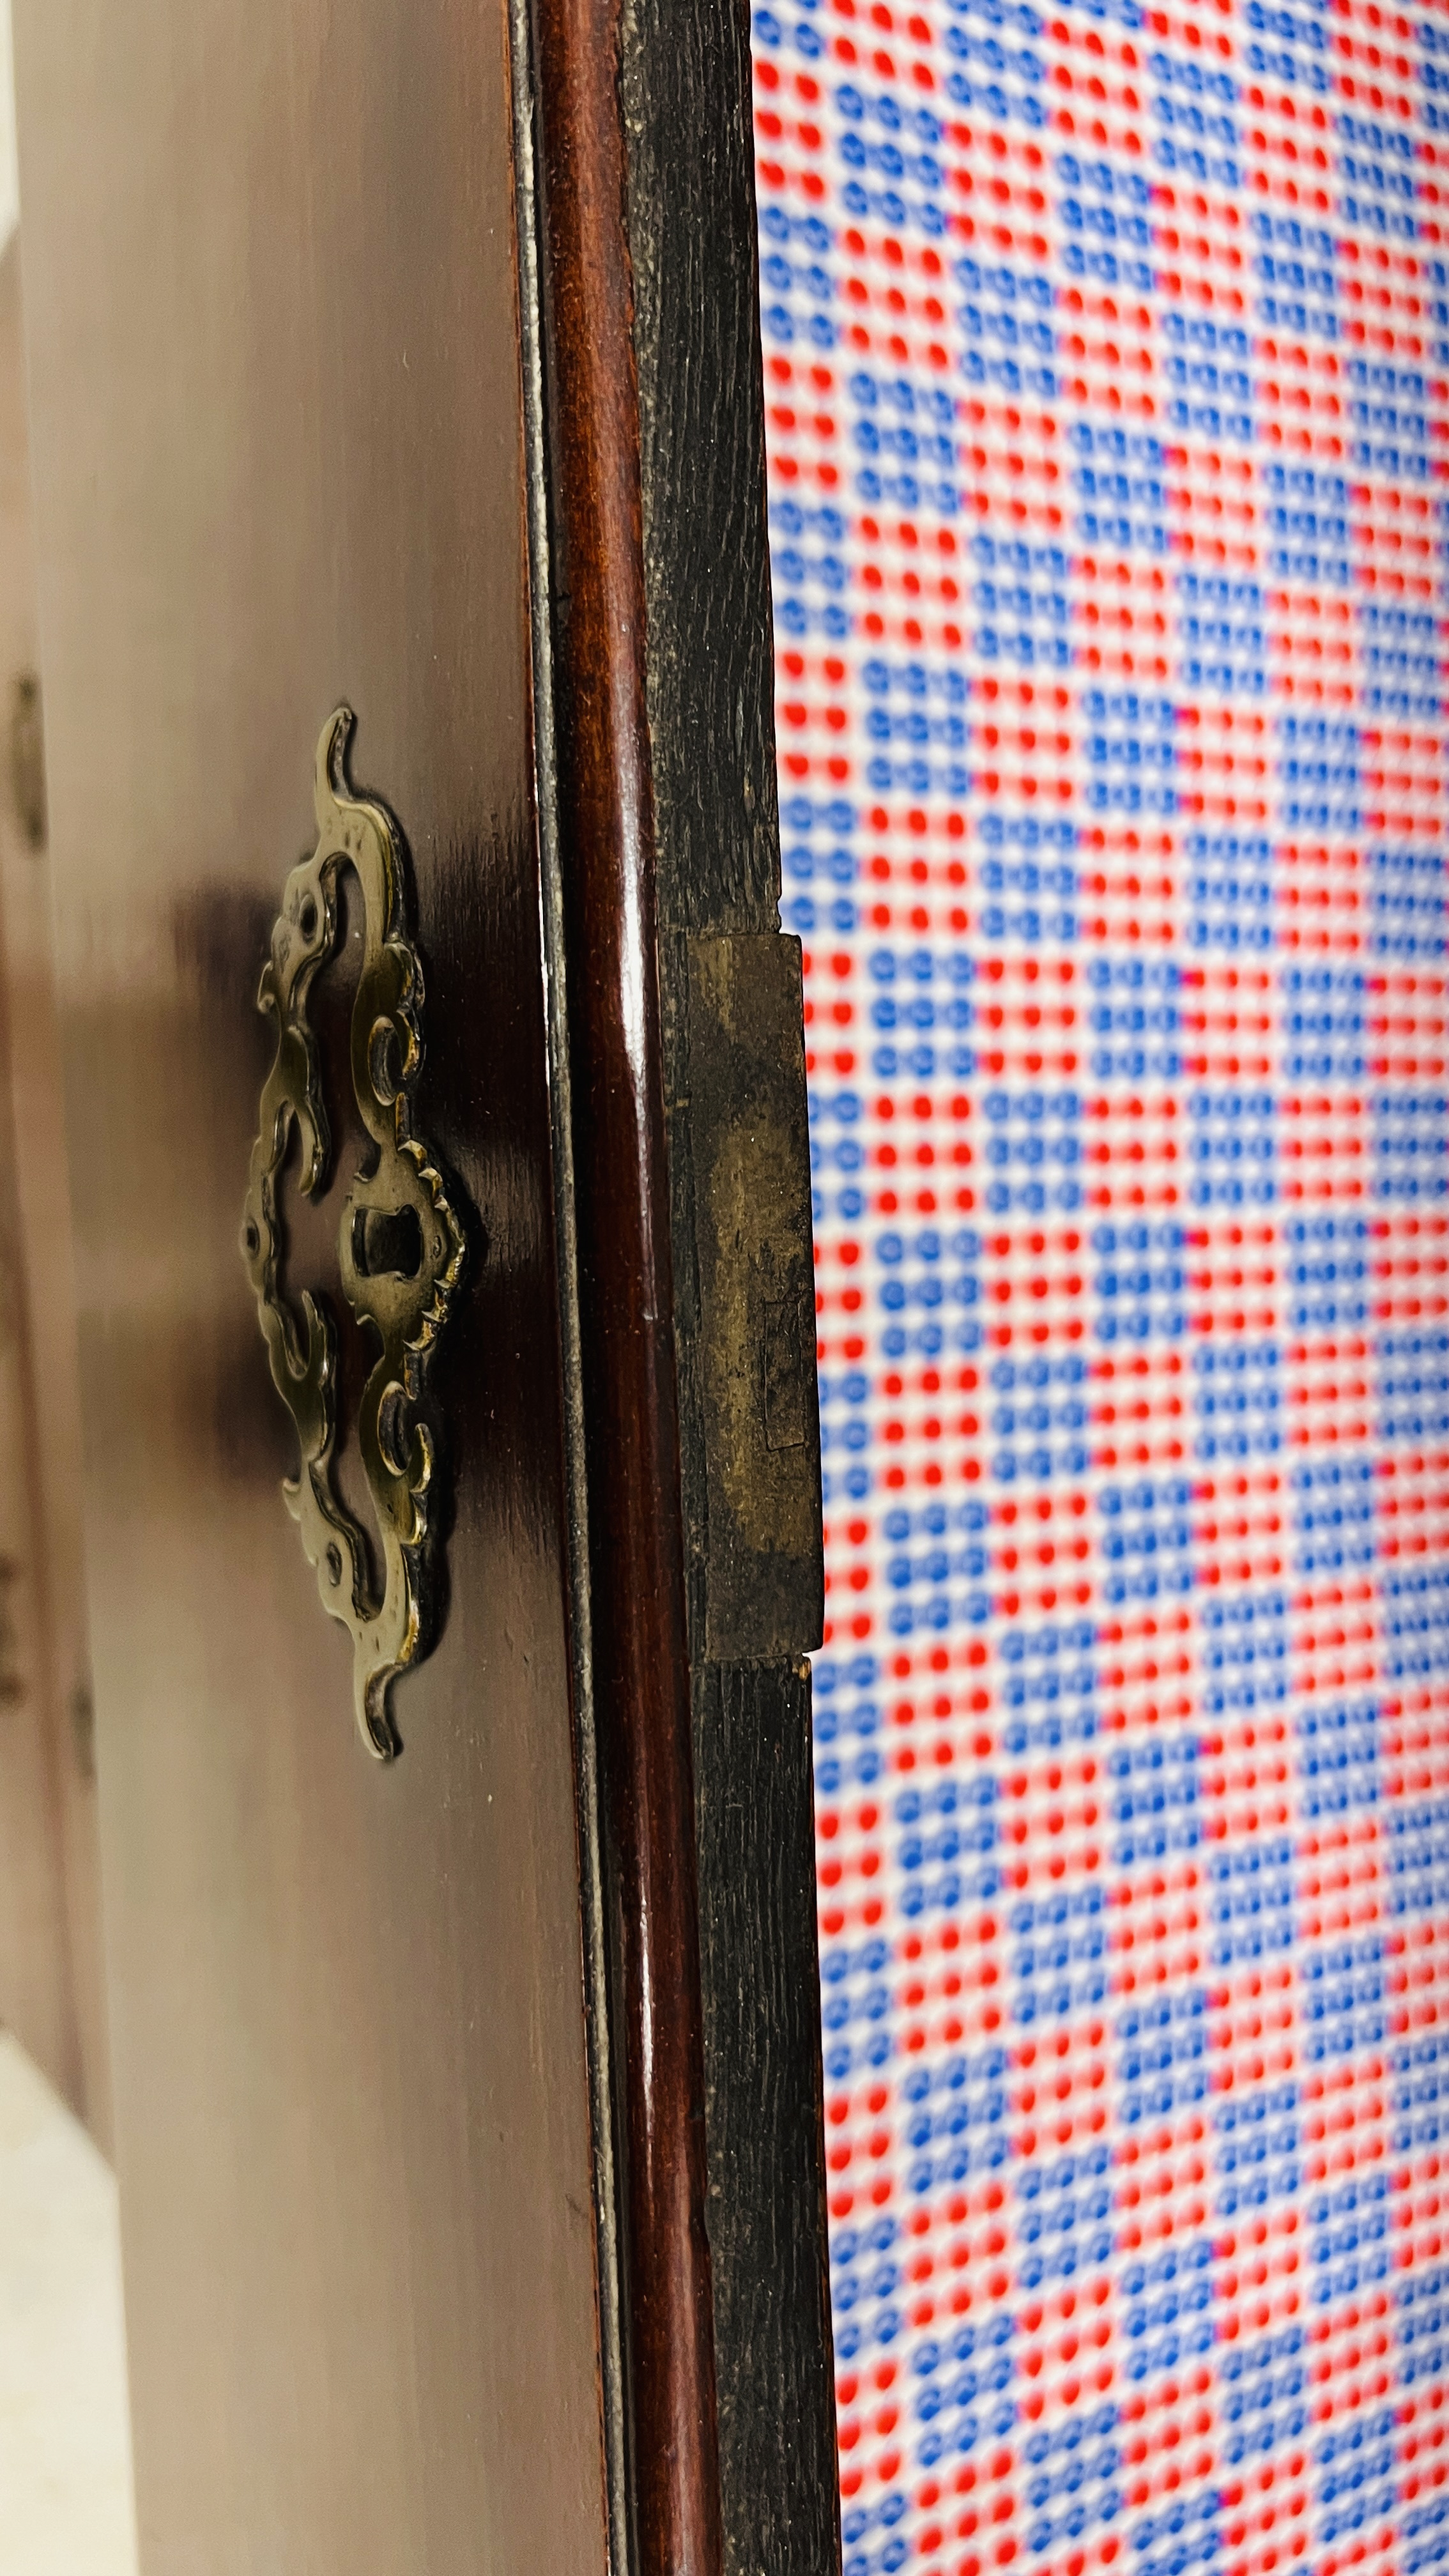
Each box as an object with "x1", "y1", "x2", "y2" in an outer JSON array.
[{"x1": 0, "y1": 0, "x2": 109, "y2": 2147}]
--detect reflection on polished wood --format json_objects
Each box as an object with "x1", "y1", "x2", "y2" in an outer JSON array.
[{"x1": 523, "y1": 0, "x2": 726, "y2": 2551}]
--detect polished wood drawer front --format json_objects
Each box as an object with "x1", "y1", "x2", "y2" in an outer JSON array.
[{"x1": 12, "y1": 4, "x2": 608, "y2": 2567}]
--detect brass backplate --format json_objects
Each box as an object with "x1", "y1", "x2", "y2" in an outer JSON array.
[{"x1": 241, "y1": 709, "x2": 464, "y2": 1756}]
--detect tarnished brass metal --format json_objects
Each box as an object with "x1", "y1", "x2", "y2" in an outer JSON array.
[{"x1": 242, "y1": 709, "x2": 465, "y2": 1758}]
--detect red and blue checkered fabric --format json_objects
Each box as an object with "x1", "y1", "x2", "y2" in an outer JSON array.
[{"x1": 749, "y1": 6, "x2": 1449, "y2": 2575}]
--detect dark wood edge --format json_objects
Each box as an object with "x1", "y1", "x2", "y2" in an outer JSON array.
[
  {"x1": 614, "y1": 0, "x2": 841, "y2": 2561},
  {"x1": 521, "y1": 0, "x2": 725, "y2": 2568}
]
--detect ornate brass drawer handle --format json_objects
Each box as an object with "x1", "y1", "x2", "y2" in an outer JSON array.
[{"x1": 241, "y1": 710, "x2": 465, "y2": 1758}]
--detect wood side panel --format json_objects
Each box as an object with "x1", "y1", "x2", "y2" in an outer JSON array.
[
  {"x1": 621, "y1": 0, "x2": 782, "y2": 945},
  {"x1": 695, "y1": 1660, "x2": 839, "y2": 2576},
  {"x1": 12, "y1": 5, "x2": 608, "y2": 2568},
  {"x1": 616, "y1": 0, "x2": 840, "y2": 2560}
]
